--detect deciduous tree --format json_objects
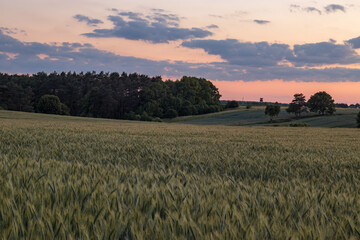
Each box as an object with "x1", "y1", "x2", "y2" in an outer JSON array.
[
  {"x1": 265, "y1": 105, "x2": 281, "y2": 122},
  {"x1": 286, "y1": 93, "x2": 308, "y2": 118},
  {"x1": 307, "y1": 91, "x2": 335, "y2": 115}
]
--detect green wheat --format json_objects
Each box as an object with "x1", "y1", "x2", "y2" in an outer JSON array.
[{"x1": 0, "y1": 110, "x2": 360, "y2": 239}]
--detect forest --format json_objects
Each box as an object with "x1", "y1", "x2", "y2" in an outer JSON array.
[{"x1": 0, "y1": 71, "x2": 223, "y2": 120}]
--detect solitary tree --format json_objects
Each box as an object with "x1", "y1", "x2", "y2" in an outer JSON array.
[
  {"x1": 357, "y1": 111, "x2": 360, "y2": 128},
  {"x1": 265, "y1": 105, "x2": 281, "y2": 122},
  {"x1": 286, "y1": 93, "x2": 308, "y2": 118},
  {"x1": 307, "y1": 91, "x2": 335, "y2": 115}
]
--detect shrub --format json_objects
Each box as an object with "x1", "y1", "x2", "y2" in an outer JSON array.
[
  {"x1": 60, "y1": 103, "x2": 70, "y2": 115},
  {"x1": 289, "y1": 123, "x2": 310, "y2": 127},
  {"x1": 226, "y1": 100, "x2": 239, "y2": 109},
  {"x1": 140, "y1": 112, "x2": 153, "y2": 121},
  {"x1": 37, "y1": 95, "x2": 62, "y2": 114},
  {"x1": 207, "y1": 105, "x2": 220, "y2": 113},
  {"x1": 152, "y1": 117, "x2": 162, "y2": 122},
  {"x1": 246, "y1": 105, "x2": 252, "y2": 109},
  {"x1": 164, "y1": 109, "x2": 178, "y2": 118},
  {"x1": 124, "y1": 111, "x2": 141, "y2": 121}
]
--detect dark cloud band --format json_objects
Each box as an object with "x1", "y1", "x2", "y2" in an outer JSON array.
[
  {"x1": 182, "y1": 39, "x2": 360, "y2": 67},
  {"x1": 2, "y1": 30, "x2": 360, "y2": 82}
]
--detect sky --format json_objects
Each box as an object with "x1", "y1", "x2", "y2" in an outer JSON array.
[{"x1": 1, "y1": 0, "x2": 360, "y2": 103}]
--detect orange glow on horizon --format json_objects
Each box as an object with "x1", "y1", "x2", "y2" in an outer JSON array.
[{"x1": 211, "y1": 80, "x2": 360, "y2": 104}]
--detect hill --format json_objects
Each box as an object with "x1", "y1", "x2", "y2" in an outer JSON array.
[
  {"x1": 1, "y1": 110, "x2": 360, "y2": 238},
  {"x1": 171, "y1": 106, "x2": 359, "y2": 128}
]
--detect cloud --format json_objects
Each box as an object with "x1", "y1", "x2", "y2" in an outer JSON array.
[
  {"x1": 2, "y1": 30, "x2": 360, "y2": 82},
  {"x1": 182, "y1": 39, "x2": 360, "y2": 67},
  {"x1": 147, "y1": 12, "x2": 181, "y2": 27},
  {"x1": 118, "y1": 12, "x2": 148, "y2": 22},
  {"x1": 0, "y1": 27, "x2": 17, "y2": 34},
  {"x1": 151, "y1": 8, "x2": 166, "y2": 13},
  {"x1": 206, "y1": 24, "x2": 219, "y2": 29},
  {"x1": 228, "y1": 66, "x2": 360, "y2": 82},
  {"x1": 290, "y1": 4, "x2": 302, "y2": 12},
  {"x1": 290, "y1": 5, "x2": 322, "y2": 14},
  {"x1": 291, "y1": 4, "x2": 346, "y2": 14},
  {"x1": 253, "y1": 20, "x2": 270, "y2": 25},
  {"x1": 303, "y1": 7, "x2": 322, "y2": 15},
  {"x1": 346, "y1": 36, "x2": 360, "y2": 49},
  {"x1": 0, "y1": 29, "x2": 170, "y2": 74},
  {"x1": 290, "y1": 42, "x2": 360, "y2": 66},
  {"x1": 324, "y1": 4, "x2": 346, "y2": 13},
  {"x1": 290, "y1": 4, "x2": 300, "y2": 10},
  {"x1": 74, "y1": 14, "x2": 104, "y2": 26},
  {"x1": 0, "y1": 30, "x2": 94, "y2": 60},
  {"x1": 82, "y1": 11, "x2": 212, "y2": 43},
  {"x1": 0, "y1": 27, "x2": 26, "y2": 35},
  {"x1": 182, "y1": 39, "x2": 293, "y2": 67}
]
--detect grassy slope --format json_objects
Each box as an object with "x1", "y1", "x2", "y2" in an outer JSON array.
[
  {"x1": 1, "y1": 110, "x2": 360, "y2": 239},
  {"x1": 173, "y1": 106, "x2": 359, "y2": 128}
]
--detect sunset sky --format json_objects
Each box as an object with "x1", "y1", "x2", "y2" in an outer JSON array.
[{"x1": 1, "y1": 0, "x2": 360, "y2": 103}]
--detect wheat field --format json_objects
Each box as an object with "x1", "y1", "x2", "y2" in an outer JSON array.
[{"x1": 1, "y1": 110, "x2": 360, "y2": 239}]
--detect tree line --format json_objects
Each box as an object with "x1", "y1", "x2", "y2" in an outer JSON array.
[
  {"x1": 0, "y1": 71, "x2": 222, "y2": 120},
  {"x1": 265, "y1": 91, "x2": 337, "y2": 122},
  {"x1": 287, "y1": 92, "x2": 336, "y2": 116}
]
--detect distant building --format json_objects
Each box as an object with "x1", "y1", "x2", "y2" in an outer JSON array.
[{"x1": 260, "y1": 98, "x2": 263, "y2": 102}]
